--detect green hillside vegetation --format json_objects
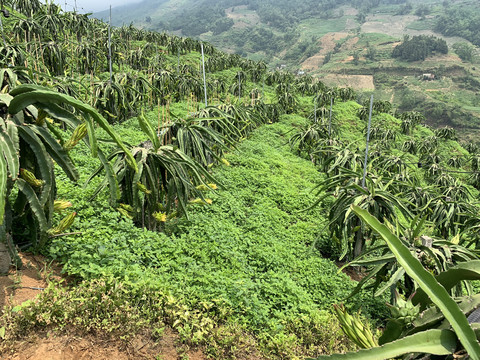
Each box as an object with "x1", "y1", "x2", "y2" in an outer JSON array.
[
  {"x1": 391, "y1": 35, "x2": 448, "y2": 61},
  {"x1": 0, "y1": 0, "x2": 480, "y2": 359},
  {"x1": 97, "y1": 0, "x2": 480, "y2": 145},
  {"x1": 435, "y1": 2, "x2": 480, "y2": 45}
]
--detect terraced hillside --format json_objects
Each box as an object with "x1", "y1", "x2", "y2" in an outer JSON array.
[{"x1": 97, "y1": 0, "x2": 480, "y2": 143}]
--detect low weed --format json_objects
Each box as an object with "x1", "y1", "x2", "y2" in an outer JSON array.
[{"x1": 7, "y1": 113, "x2": 387, "y2": 358}]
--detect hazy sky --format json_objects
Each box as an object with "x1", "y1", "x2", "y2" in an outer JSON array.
[{"x1": 49, "y1": 0, "x2": 142, "y2": 13}]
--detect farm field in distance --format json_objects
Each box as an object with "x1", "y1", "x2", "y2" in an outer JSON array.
[{"x1": 101, "y1": 0, "x2": 480, "y2": 143}]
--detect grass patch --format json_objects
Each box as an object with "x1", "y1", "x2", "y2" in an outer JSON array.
[
  {"x1": 406, "y1": 18, "x2": 436, "y2": 31},
  {"x1": 357, "y1": 32, "x2": 399, "y2": 45},
  {"x1": 464, "y1": 106, "x2": 480, "y2": 112},
  {"x1": 298, "y1": 17, "x2": 348, "y2": 39},
  {"x1": 20, "y1": 112, "x2": 387, "y2": 358}
]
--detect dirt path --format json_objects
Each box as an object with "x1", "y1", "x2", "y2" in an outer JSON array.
[
  {"x1": 0, "y1": 253, "x2": 63, "y2": 309},
  {"x1": 361, "y1": 14, "x2": 469, "y2": 45},
  {"x1": 301, "y1": 32, "x2": 350, "y2": 70},
  {"x1": 0, "y1": 255, "x2": 209, "y2": 360},
  {"x1": 389, "y1": 91, "x2": 395, "y2": 103},
  {"x1": 320, "y1": 74, "x2": 375, "y2": 91},
  {"x1": 4, "y1": 330, "x2": 207, "y2": 360}
]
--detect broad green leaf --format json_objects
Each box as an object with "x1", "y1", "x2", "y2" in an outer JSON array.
[
  {"x1": 378, "y1": 319, "x2": 403, "y2": 345},
  {"x1": 311, "y1": 329, "x2": 457, "y2": 359},
  {"x1": 374, "y1": 267, "x2": 404, "y2": 297},
  {"x1": 132, "y1": 149, "x2": 147, "y2": 213},
  {"x1": 9, "y1": 84, "x2": 55, "y2": 96},
  {"x1": 83, "y1": 113, "x2": 98, "y2": 159},
  {"x1": 16, "y1": 179, "x2": 48, "y2": 234},
  {"x1": 97, "y1": 149, "x2": 119, "y2": 206},
  {"x1": 0, "y1": 128, "x2": 19, "y2": 180},
  {"x1": 413, "y1": 261, "x2": 480, "y2": 308},
  {"x1": 17, "y1": 126, "x2": 54, "y2": 206},
  {"x1": 5, "y1": 118, "x2": 19, "y2": 153},
  {"x1": 38, "y1": 102, "x2": 80, "y2": 129},
  {"x1": 3, "y1": 229, "x2": 21, "y2": 268},
  {"x1": 8, "y1": 87, "x2": 137, "y2": 172},
  {"x1": 413, "y1": 293, "x2": 480, "y2": 331},
  {"x1": 0, "y1": 152, "x2": 6, "y2": 225},
  {"x1": 138, "y1": 112, "x2": 160, "y2": 150},
  {"x1": 29, "y1": 126, "x2": 78, "y2": 181},
  {"x1": 0, "y1": 94, "x2": 12, "y2": 106},
  {"x1": 352, "y1": 205, "x2": 480, "y2": 359}
]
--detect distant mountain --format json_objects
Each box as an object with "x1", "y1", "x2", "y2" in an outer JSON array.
[
  {"x1": 94, "y1": 0, "x2": 172, "y2": 25},
  {"x1": 92, "y1": 0, "x2": 480, "y2": 143},
  {"x1": 94, "y1": 0, "x2": 353, "y2": 67},
  {"x1": 94, "y1": 0, "x2": 479, "y2": 69}
]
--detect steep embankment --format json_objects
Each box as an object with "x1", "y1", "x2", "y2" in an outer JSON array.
[
  {"x1": 56, "y1": 112, "x2": 384, "y2": 344},
  {"x1": 2, "y1": 113, "x2": 385, "y2": 359}
]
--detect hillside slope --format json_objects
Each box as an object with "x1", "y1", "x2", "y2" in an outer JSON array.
[
  {"x1": 95, "y1": 0, "x2": 480, "y2": 142},
  {"x1": 2, "y1": 1, "x2": 480, "y2": 358}
]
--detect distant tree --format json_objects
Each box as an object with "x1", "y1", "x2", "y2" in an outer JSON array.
[
  {"x1": 212, "y1": 18, "x2": 234, "y2": 35},
  {"x1": 156, "y1": 21, "x2": 167, "y2": 30},
  {"x1": 323, "y1": 51, "x2": 332, "y2": 64},
  {"x1": 352, "y1": 50, "x2": 360, "y2": 65},
  {"x1": 415, "y1": 4, "x2": 431, "y2": 18},
  {"x1": 323, "y1": 9, "x2": 334, "y2": 19},
  {"x1": 396, "y1": 2, "x2": 412, "y2": 15},
  {"x1": 437, "y1": 64, "x2": 446, "y2": 77},
  {"x1": 435, "y1": 6, "x2": 480, "y2": 46},
  {"x1": 399, "y1": 88, "x2": 425, "y2": 110},
  {"x1": 356, "y1": 12, "x2": 366, "y2": 24},
  {"x1": 145, "y1": 16, "x2": 151, "y2": 23},
  {"x1": 452, "y1": 42, "x2": 475, "y2": 62},
  {"x1": 366, "y1": 44, "x2": 377, "y2": 61},
  {"x1": 283, "y1": 31, "x2": 296, "y2": 43},
  {"x1": 392, "y1": 35, "x2": 448, "y2": 61}
]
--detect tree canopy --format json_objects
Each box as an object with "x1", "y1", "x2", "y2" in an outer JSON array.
[{"x1": 392, "y1": 35, "x2": 448, "y2": 62}]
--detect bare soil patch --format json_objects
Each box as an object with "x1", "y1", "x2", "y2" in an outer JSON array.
[
  {"x1": 336, "y1": 262, "x2": 367, "y2": 282},
  {"x1": 3, "y1": 330, "x2": 207, "y2": 360},
  {"x1": 301, "y1": 32, "x2": 350, "y2": 70},
  {"x1": 320, "y1": 74, "x2": 375, "y2": 91},
  {"x1": 345, "y1": 18, "x2": 356, "y2": 31},
  {"x1": 321, "y1": 32, "x2": 350, "y2": 53},
  {"x1": 343, "y1": 7, "x2": 358, "y2": 16},
  {"x1": 343, "y1": 36, "x2": 359, "y2": 50},
  {"x1": 361, "y1": 14, "x2": 419, "y2": 38},
  {"x1": 421, "y1": 53, "x2": 462, "y2": 65},
  {"x1": 0, "y1": 255, "x2": 211, "y2": 360},
  {"x1": 226, "y1": 6, "x2": 260, "y2": 29},
  {"x1": 0, "y1": 253, "x2": 63, "y2": 309},
  {"x1": 362, "y1": 14, "x2": 468, "y2": 45},
  {"x1": 301, "y1": 54, "x2": 326, "y2": 71},
  {"x1": 340, "y1": 55, "x2": 354, "y2": 63}
]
